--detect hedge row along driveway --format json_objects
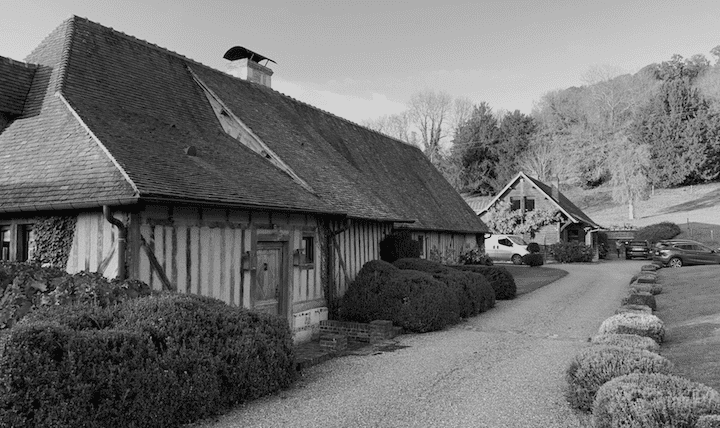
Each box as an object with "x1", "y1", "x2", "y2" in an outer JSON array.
[{"x1": 197, "y1": 260, "x2": 647, "y2": 428}]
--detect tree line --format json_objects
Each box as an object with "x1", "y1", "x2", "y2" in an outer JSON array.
[{"x1": 363, "y1": 46, "x2": 720, "y2": 219}]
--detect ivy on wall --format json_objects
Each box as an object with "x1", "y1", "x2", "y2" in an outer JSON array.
[{"x1": 31, "y1": 216, "x2": 77, "y2": 268}]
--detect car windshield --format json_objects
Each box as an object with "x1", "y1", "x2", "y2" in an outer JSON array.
[{"x1": 509, "y1": 236, "x2": 527, "y2": 246}]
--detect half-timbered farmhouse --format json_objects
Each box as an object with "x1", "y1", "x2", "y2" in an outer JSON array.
[
  {"x1": 0, "y1": 17, "x2": 488, "y2": 342},
  {"x1": 468, "y1": 172, "x2": 600, "y2": 252}
]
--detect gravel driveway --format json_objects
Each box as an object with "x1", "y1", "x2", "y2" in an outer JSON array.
[{"x1": 192, "y1": 260, "x2": 644, "y2": 428}]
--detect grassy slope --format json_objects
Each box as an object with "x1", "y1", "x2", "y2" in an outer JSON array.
[
  {"x1": 564, "y1": 181, "x2": 720, "y2": 246},
  {"x1": 655, "y1": 266, "x2": 720, "y2": 391}
]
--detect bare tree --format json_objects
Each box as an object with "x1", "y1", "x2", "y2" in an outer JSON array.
[
  {"x1": 408, "y1": 90, "x2": 453, "y2": 164},
  {"x1": 608, "y1": 136, "x2": 651, "y2": 220},
  {"x1": 362, "y1": 111, "x2": 417, "y2": 145}
]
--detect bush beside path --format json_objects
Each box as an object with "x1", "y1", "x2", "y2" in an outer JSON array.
[{"x1": 192, "y1": 260, "x2": 646, "y2": 428}]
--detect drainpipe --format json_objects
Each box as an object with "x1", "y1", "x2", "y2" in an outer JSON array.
[{"x1": 103, "y1": 206, "x2": 127, "y2": 280}]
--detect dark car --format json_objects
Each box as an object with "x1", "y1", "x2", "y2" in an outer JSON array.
[
  {"x1": 653, "y1": 239, "x2": 720, "y2": 268},
  {"x1": 625, "y1": 240, "x2": 651, "y2": 260}
]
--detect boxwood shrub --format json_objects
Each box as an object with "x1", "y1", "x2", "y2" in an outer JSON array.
[
  {"x1": 630, "y1": 282, "x2": 663, "y2": 295},
  {"x1": 598, "y1": 312, "x2": 665, "y2": 343},
  {"x1": 450, "y1": 264, "x2": 517, "y2": 300},
  {"x1": 393, "y1": 258, "x2": 495, "y2": 316},
  {"x1": 521, "y1": 253, "x2": 544, "y2": 267},
  {"x1": 593, "y1": 373, "x2": 720, "y2": 428},
  {"x1": 634, "y1": 221, "x2": 682, "y2": 244},
  {"x1": 340, "y1": 261, "x2": 458, "y2": 332},
  {"x1": 1, "y1": 293, "x2": 295, "y2": 427},
  {"x1": 622, "y1": 291, "x2": 657, "y2": 311},
  {"x1": 590, "y1": 333, "x2": 660, "y2": 353},
  {"x1": 698, "y1": 415, "x2": 720, "y2": 428},
  {"x1": 565, "y1": 345, "x2": 673, "y2": 411}
]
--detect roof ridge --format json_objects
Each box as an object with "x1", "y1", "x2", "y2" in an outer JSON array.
[
  {"x1": 70, "y1": 15, "x2": 420, "y2": 154},
  {"x1": 55, "y1": 15, "x2": 76, "y2": 93},
  {"x1": 0, "y1": 55, "x2": 38, "y2": 69}
]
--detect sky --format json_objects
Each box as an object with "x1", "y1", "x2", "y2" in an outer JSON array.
[{"x1": 1, "y1": 0, "x2": 719, "y2": 124}]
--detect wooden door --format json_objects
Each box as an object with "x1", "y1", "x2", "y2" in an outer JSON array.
[{"x1": 253, "y1": 242, "x2": 286, "y2": 316}]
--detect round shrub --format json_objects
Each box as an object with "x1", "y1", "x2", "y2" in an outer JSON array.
[
  {"x1": 340, "y1": 260, "x2": 399, "y2": 323},
  {"x1": 450, "y1": 265, "x2": 517, "y2": 300},
  {"x1": 622, "y1": 291, "x2": 657, "y2": 311},
  {"x1": 615, "y1": 304, "x2": 652, "y2": 315},
  {"x1": 1, "y1": 294, "x2": 295, "y2": 427},
  {"x1": 379, "y1": 231, "x2": 421, "y2": 263},
  {"x1": 521, "y1": 253, "x2": 544, "y2": 267},
  {"x1": 385, "y1": 270, "x2": 458, "y2": 332},
  {"x1": 565, "y1": 346, "x2": 673, "y2": 411},
  {"x1": 590, "y1": 333, "x2": 660, "y2": 353},
  {"x1": 635, "y1": 273, "x2": 657, "y2": 284},
  {"x1": 641, "y1": 264, "x2": 659, "y2": 272},
  {"x1": 393, "y1": 259, "x2": 495, "y2": 316},
  {"x1": 593, "y1": 373, "x2": 720, "y2": 428},
  {"x1": 630, "y1": 282, "x2": 663, "y2": 295},
  {"x1": 598, "y1": 312, "x2": 665, "y2": 343},
  {"x1": 697, "y1": 415, "x2": 720, "y2": 428},
  {"x1": 527, "y1": 242, "x2": 541, "y2": 253}
]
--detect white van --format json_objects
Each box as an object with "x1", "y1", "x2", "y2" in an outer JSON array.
[{"x1": 485, "y1": 234, "x2": 529, "y2": 264}]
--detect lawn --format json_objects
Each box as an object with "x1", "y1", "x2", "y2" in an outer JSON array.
[
  {"x1": 655, "y1": 265, "x2": 720, "y2": 391},
  {"x1": 502, "y1": 264, "x2": 568, "y2": 295}
]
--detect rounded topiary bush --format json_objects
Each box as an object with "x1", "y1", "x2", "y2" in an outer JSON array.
[
  {"x1": 590, "y1": 333, "x2": 660, "y2": 353},
  {"x1": 450, "y1": 265, "x2": 517, "y2": 300},
  {"x1": 641, "y1": 264, "x2": 659, "y2": 272},
  {"x1": 630, "y1": 282, "x2": 663, "y2": 295},
  {"x1": 521, "y1": 253, "x2": 544, "y2": 267},
  {"x1": 615, "y1": 304, "x2": 652, "y2": 315},
  {"x1": 385, "y1": 270, "x2": 458, "y2": 332},
  {"x1": 379, "y1": 231, "x2": 421, "y2": 263},
  {"x1": 566, "y1": 346, "x2": 673, "y2": 411},
  {"x1": 393, "y1": 258, "x2": 495, "y2": 316},
  {"x1": 527, "y1": 242, "x2": 541, "y2": 253},
  {"x1": 593, "y1": 373, "x2": 720, "y2": 428},
  {"x1": 598, "y1": 312, "x2": 665, "y2": 343},
  {"x1": 340, "y1": 260, "x2": 400, "y2": 323},
  {"x1": 634, "y1": 221, "x2": 682, "y2": 243},
  {"x1": 636, "y1": 273, "x2": 657, "y2": 284},
  {"x1": 1, "y1": 294, "x2": 295, "y2": 427},
  {"x1": 622, "y1": 291, "x2": 657, "y2": 311},
  {"x1": 697, "y1": 415, "x2": 720, "y2": 428}
]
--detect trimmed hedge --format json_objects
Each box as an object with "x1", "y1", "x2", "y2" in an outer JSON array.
[
  {"x1": 340, "y1": 260, "x2": 458, "y2": 332},
  {"x1": 393, "y1": 258, "x2": 495, "y2": 316},
  {"x1": 590, "y1": 333, "x2": 660, "y2": 353},
  {"x1": 615, "y1": 304, "x2": 652, "y2": 315},
  {"x1": 598, "y1": 312, "x2": 665, "y2": 344},
  {"x1": 2, "y1": 293, "x2": 295, "y2": 427},
  {"x1": 521, "y1": 253, "x2": 544, "y2": 267},
  {"x1": 630, "y1": 282, "x2": 663, "y2": 295},
  {"x1": 622, "y1": 291, "x2": 657, "y2": 311},
  {"x1": 379, "y1": 230, "x2": 421, "y2": 263},
  {"x1": 450, "y1": 264, "x2": 517, "y2": 300},
  {"x1": 593, "y1": 373, "x2": 720, "y2": 428},
  {"x1": 565, "y1": 345, "x2": 673, "y2": 411},
  {"x1": 549, "y1": 241, "x2": 594, "y2": 263}
]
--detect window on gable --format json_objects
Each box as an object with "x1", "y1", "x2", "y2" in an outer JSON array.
[
  {"x1": 525, "y1": 197, "x2": 535, "y2": 211},
  {"x1": 510, "y1": 197, "x2": 521, "y2": 211}
]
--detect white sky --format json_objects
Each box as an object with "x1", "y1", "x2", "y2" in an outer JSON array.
[{"x1": 1, "y1": 0, "x2": 719, "y2": 124}]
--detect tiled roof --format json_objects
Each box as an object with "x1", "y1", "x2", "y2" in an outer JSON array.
[
  {"x1": 0, "y1": 56, "x2": 36, "y2": 115},
  {"x1": 0, "y1": 16, "x2": 488, "y2": 233}
]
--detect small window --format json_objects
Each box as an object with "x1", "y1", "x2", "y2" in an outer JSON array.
[
  {"x1": 0, "y1": 226, "x2": 10, "y2": 261},
  {"x1": 417, "y1": 235, "x2": 424, "y2": 256},
  {"x1": 567, "y1": 229, "x2": 580, "y2": 242},
  {"x1": 17, "y1": 225, "x2": 35, "y2": 262},
  {"x1": 302, "y1": 236, "x2": 314, "y2": 265},
  {"x1": 510, "y1": 197, "x2": 521, "y2": 211},
  {"x1": 525, "y1": 197, "x2": 535, "y2": 211}
]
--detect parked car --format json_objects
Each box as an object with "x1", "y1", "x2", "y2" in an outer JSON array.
[
  {"x1": 653, "y1": 239, "x2": 720, "y2": 268},
  {"x1": 485, "y1": 234, "x2": 529, "y2": 264},
  {"x1": 625, "y1": 240, "x2": 651, "y2": 260}
]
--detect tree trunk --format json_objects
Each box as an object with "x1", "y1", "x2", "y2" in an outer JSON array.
[{"x1": 628, "y1": 199, "x2": 635, "y2": 220}]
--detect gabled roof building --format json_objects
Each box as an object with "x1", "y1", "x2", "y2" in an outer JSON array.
[{"x1": 0, "y1": 17, "x2": 487, "y2": 341}]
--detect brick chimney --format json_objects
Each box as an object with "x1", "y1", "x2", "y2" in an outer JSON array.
[{"x1": 223, "y1": 46, "x2": 274, "y2": 88}]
